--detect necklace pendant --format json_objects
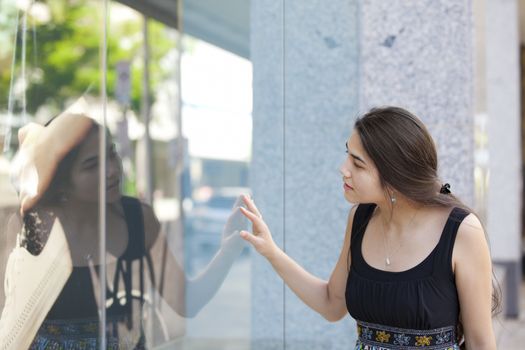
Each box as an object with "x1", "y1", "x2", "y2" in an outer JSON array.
[{"x1": 385, "y1": 257, "x2": 391, "y2": 266}]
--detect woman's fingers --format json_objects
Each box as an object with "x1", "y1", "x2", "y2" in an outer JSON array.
[
  {"x1": 239, "y1": 230, "x2": 260, "y2": 246},
  {"x1": 242, "y1": 194, "x2": 263, "y2": 219},
  {"x1": 239, "y1": 206, "x2": 259, "y2": 222},
  {"x1": 238, "y1": 203, "x2": 277, "y2": 259},
  {"x1": 232, "y1": 195, "x2": 246, "y2": 210}
]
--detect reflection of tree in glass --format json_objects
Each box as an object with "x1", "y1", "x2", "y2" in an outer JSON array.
[{"x1": 0, "y1": 0, "x2": 175, "y2": 115}]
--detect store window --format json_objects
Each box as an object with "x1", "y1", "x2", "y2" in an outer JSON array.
[{"x1": 0, "y1": 0, "x2": 257, "y2": 348}]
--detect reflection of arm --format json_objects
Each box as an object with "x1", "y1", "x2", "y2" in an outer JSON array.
[
  {"x1": 15, "y1": 114, "x2": 93, "y2": 213},
  {"x1": 142, "y1": 203, "x2": 244, "y2": 318},
  {"x1": 182, "y1": 232, "x2": 244, "y2": 317}
]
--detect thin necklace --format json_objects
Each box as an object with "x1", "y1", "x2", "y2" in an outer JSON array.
[{"x1": 380, "y1": 205, "x2": 422, "y2": 267}]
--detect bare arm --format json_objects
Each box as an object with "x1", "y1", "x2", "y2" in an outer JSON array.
[
  {"x1": 453, "y1": 214, "x2": 497, "y2": 350},
  {"x1": 143, "y1": 203, "x2": 246, "y2": 318},
  {"x1": 15, "y1": 114, "x2": 93, "y2": 214},
  {"x1": 239, "y1": 195, "x2": 357, "y2": 321}
]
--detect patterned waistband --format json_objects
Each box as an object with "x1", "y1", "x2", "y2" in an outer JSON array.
[
  {"x1": 355, "y1": 320, "x2": 459, "y2": 350},
  {"x1": 37, "y1": 316, "x2": 127, "y2": 337},
  {"x1": 31, "y1": 318, "x2": 145, "y2": 350}
]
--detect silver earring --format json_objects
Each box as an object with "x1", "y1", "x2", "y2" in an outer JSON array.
[{"x1": 390, "y1": 192, "x2": 396, "y2": 204}]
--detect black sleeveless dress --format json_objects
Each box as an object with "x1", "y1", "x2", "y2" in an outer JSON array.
[
  {"x1": 345, "y1": 203, "x2": 469, "y2": 350},
  {"x1": 29, "y1": 196, "x2": 153, "y2": 349}
]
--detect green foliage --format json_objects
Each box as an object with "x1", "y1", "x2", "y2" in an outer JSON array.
[{"x1": 0, "y1": 0, "x2": 176, "y2": 116}]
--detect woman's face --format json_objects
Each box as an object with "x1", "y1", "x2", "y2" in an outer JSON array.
[
  {"x1": 339, "y1": 130, "x2": 385, "y2": 204},
  {"x1": 66, "y1": 128, "x2": 123, "y2": 203}
]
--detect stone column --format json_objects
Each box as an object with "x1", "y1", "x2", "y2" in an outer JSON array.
[
  {"x1": 251, "y1": 1, "x2": 359, "y2": 349},
  {"x1": 250, "y1": 1, "x2": 285, "y2": 349},
  {"x1": 281, "y1": 1, "x2": 360, "y2": 349},
  {"x1": 251, "y1": 0, "x2": 477, "y2": 348},
  {"x1": 359, "y1": 0, "x2": 475, "y2": 205}
]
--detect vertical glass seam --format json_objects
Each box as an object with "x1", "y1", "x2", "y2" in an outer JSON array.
[
  {"x1": 98, "y1": 0, "x2": 109, "y2": 348},
  {"x1": 282, "y1": 0, "x2": 286, "y2": 348}
]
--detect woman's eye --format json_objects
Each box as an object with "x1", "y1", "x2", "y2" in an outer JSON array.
[{"x1": 353, "y1": 163, "x2": 362, "y2": 169}]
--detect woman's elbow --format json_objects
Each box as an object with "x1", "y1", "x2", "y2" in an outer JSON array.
[
  {"x1": 322, "y1": 308, "x2": 347, "y2": 323},
  {"x1": 464, "y1": 337, "x2": 497, "y2": 350}
]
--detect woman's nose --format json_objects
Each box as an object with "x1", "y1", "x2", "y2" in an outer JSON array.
[
  {"x1": 107, "y1": 158, "x2": 121, "y2": 179},
  {"x1": 339, "y1": 163, "x2": 351, "y2": 179}
]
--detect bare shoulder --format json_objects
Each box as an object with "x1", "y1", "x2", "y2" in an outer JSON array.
[
  {"x1": 140, "y1": 201, "x2": 161, "y2": 249},
  {"x1": 456, "y1": 213, "x2": 485, "y2": 244},
  {"x1": 452, "y1": 212, "x2": 489, "y2": 271}
]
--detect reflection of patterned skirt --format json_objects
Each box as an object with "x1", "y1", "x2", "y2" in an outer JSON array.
[
  {"x1": 29, "y1": 318, "x2": 145, "y2": 350},
  {"x1": 354, "y1": 320, "x2": 461, "y2": 350}
]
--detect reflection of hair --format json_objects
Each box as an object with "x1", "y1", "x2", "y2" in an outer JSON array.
[
  {"x1": 348, "y1": 106, "x2": 500, "y2": 348},
  {"x1": 21, "y1": 119, "x2": 97, "y2": 255}
]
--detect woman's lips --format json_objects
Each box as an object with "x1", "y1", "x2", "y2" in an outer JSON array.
[{"x1": 344, "y1": 183, "x2": 353, "y2": 191}]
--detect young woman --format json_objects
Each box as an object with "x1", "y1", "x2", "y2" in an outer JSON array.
[
  {"x1": 1, "y1": 110, "x2": 246, "y2": 349},
  {"x1": 239, "y1": 106, "x2": 498, "y2": 350}
]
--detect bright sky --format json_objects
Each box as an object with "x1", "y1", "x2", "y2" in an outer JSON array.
[
  {"x1": 1, "y1": 1, "x2": 253, "y2": 163},
  {"x1": 181, "y1": 39, "x2": 252, "y2": 161}
]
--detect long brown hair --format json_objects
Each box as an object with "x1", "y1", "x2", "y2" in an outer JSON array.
[{"x1": 351, "y1": 106, "x2": 501, "y2": 348}]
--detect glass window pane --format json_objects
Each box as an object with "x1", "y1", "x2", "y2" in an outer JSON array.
[{"x1": 0, "y1": 0, "x2": 108, "y2": 347}]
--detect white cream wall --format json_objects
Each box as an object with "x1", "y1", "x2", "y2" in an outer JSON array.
[{"x1": 485, "y1": 0, "x2": 522, "y2": 317}]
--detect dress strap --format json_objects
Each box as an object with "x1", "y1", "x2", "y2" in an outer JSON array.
[
  {"x1": 350, "y1": 204, "x2": 376, "y2": 243},
  {"x1": 350, "y1": 203, "x2": 376, "y2": 265},
  {"x1": 120, "y1": 196, "x2": 146, "y2": 261},
  {"x1": 110, "y1": 196, "x2": 148, "y2": 333},
  {"x1": 432, "y1": 207, "x2": 470, "y2": 281}
]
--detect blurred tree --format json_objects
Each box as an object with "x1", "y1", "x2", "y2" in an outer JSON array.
[{"x1": 0, "y1": 0, "x2": 175, "y2": 116}]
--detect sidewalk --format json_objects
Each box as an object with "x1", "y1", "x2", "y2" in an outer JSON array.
[{"x1": 494, "y1": 280, "x2": 525, "y2": 348}]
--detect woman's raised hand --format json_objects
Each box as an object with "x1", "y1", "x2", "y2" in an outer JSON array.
[
  {"x1": 219, "y1": 196, "x2": 249, "y2": 252},
  {"x1": 13, "y1": 115, "x2": 93, "y2": 214},
  {"x1": 238, "y1": 195, "x2": 279, "y2": 259}
]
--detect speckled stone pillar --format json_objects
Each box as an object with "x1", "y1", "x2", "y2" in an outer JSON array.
[
  {"x1": 251, "y1": 1, "x2": 359, "y2": 349},
  {"x1": 251, "y1": 0, "x2": 476, "y2": 348},
  {"x1": 358, "y1": 0, "x2": 475, "y2": 206},
  {"x1": 250, "y1": 0, "x2": 285, "y2": 349},
  {"x1": 281, "y1": 1, "x2": 360, "y2": 349}
]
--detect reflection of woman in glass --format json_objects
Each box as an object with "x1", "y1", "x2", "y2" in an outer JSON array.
[
  {"x1": 239, "y1": 107, "x2": 499, "y2": 349},
  {"x1": 1, "y1": 109, "x2": 246, "y2": 349}
]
